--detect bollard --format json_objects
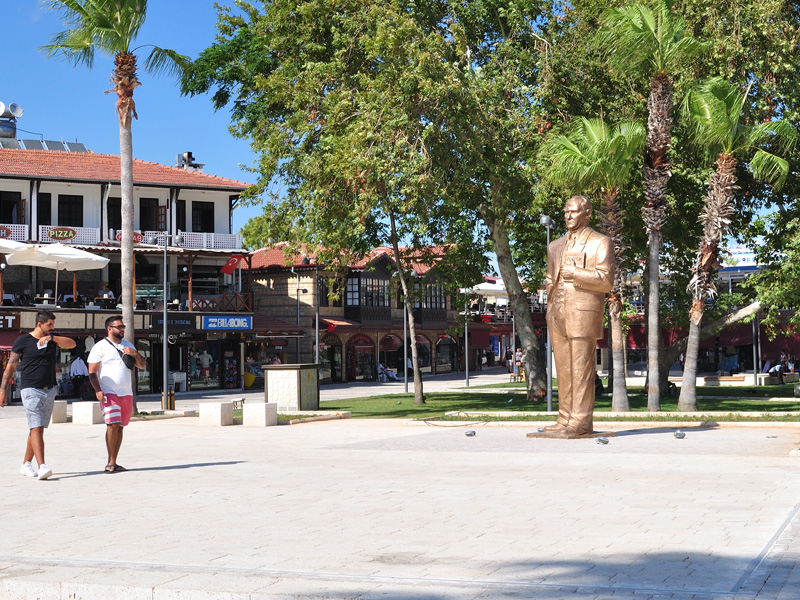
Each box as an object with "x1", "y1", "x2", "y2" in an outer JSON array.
[{"x1": 162, "y1": 390, "x2": 176, "y2": 410}]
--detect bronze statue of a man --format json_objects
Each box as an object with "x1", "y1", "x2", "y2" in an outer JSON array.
[{"x1": 545, "y1": 195, "x2": 613, "y2": 436}]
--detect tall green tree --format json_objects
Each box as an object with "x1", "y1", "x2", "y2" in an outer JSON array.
[
  {"x1": 677, "y1": 77, "x2": 796, "y2": 410},
  {"x1": 183, "y1": 0, "x2": 491, "y2": 404},
  {"x1": 540, "y1": 117, "x2": 645, "y2": 411},
  {"x1": 597, "y1": 0, "x2": 706, "y2": 411},
  {"x1": 42, "y1": 0, "x2": 187, "y2": 387}
]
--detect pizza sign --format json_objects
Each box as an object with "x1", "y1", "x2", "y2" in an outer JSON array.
[{"x1": 47, "y1": 227, "x2": 76, "y2": 241}]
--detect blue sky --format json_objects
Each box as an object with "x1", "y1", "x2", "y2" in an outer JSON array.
[{"x1": 2, "y1": 2, "x2": 262, "y2": 233}]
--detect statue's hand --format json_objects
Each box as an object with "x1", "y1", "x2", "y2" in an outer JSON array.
[{"x1": 561, "y1": 265, "x2": 575, "y2": 281}]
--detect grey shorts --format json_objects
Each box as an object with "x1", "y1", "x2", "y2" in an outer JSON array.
[{"x1": 21, "y1": 387, "x2": 58, "y2": 429}]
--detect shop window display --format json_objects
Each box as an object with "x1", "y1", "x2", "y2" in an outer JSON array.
[{"x1": 188, "y1": 342, "x2": 219, "y2": 390}]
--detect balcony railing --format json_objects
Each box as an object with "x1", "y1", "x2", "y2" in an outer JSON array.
[
  {"x1": 412, "y1": 307, "x2": 448, "y2": 326},
  {"x1": 190, "y1": 292, "x2": 252, "y2": 312},
  {"x1": 0, "y1": 223, "x2": 29, "y2": 242},
  {"x1": 29, "y1": 226, "x2": 242, "y2": 249},
  {"x1": 39, "y1": 225, "x2": 100, "y2": 245},
  {"x1": 142, "y1": 231, "x2": 242, "y2": 250},
  {"x1": 344, "y1": 305, "x2": 391, "y2": 324}
]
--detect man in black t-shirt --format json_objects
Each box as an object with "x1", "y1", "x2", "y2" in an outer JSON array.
[{"x1": 0, "y1": 311, "x2": 76, "y2": 480}]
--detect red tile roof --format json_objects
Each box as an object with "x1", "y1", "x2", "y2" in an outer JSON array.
[
  {"x1": 248, "y1": 243, "x2": 448, "y2": 274},
  {"x1": 0, "y1": 148, "x2": 249, "y2": 191}
]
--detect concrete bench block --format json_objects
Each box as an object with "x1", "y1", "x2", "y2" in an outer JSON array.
[
  {"x1": 243, "y1": 402, "x2": 278, "y2": 427},
  {"x1": 73, "y1": 401, "x2": 103, "y2": 425},
  {"x1": 51, "y1": 400, "x2": 68, "y2": 424},
  {"x1": 199, "y1": 402, "x2": 233, "y2": 426}
]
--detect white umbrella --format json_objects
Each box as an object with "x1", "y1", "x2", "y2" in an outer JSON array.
[
  {"x1": 0, "y1": 239, "x2": 28, "y2": 254},
  {"x1": 5, "y1": 243, "x2": 110, "y2": 300},
  {"x1": 461, "y1": 280, "x2": 509, "y2": 299}
]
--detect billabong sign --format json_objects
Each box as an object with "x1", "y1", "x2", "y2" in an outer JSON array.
[{"x1": 202, "y1": 315, "x2": 253, "y2": 330}]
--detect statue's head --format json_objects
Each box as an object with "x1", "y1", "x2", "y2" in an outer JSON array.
[{"x1": 564, "y1": 195, "x2": 592, "y2": 232}]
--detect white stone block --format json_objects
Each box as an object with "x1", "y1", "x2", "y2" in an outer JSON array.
[
  {"x1": 199, "y1": 402, "x2": 233, "y2": 426},
  {"x1": 51, "y1": 400, "x2": 68, "y2": 424},
  {"x1": 243, "y1": 402, "x2": 278, "y2": 427},
  {"x1": 73, "y1": 401, "x2": 103, "y2": 425}
]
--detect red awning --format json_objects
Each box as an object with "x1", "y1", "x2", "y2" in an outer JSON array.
[
  {"x1": 0, "y1": 331, "x2": 19, "y2": 350},
  {"x1": 469, "y1": 329, "x2": 491, "y2": 348},
  {"x1": 320, "y1": 317, "x2": 360, "y2": 333}
]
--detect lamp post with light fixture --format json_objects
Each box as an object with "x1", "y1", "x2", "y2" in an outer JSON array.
[
  {"x1": 146, "y1": 231, "x2": 183, "y2": 410},
  {"x1": 539, "y1": 214, "x2": 553, "y2": 412}
]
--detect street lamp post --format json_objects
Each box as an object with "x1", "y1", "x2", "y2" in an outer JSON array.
[
  {"x1": 146, "y1": 231, "x2": 182, "y2": 410},
  {"x1": 539, "y1": 214, "x2": 553, "y2": 412},
  {"x1": 296, "y1": 283, "x2": 308, "y2": 363}
]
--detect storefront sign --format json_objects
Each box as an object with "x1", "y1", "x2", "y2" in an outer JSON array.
[
  {"x1": 152, "y1": 316, "x2": 196, "y2": 331},
  {"x1": 202, "y1": 315, "x2": 253, "y2": 330},
  {"x1": 0, "y1": 313, "x2": 19, "y2": 329},
  {"x1": 116, "y1": 231, "x2": 145, "y2": 243},
  {"x1": 47, "y1": 227, "x2": 76, "y2": 241}
]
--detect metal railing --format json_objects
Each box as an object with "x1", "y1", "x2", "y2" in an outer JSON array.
[{"x1": 39, "y1": 225, "x2": 100, "y2": 244}]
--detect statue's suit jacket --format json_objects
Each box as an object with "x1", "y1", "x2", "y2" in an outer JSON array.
[{"x1": 546, "y1": 226, "x2": 614, "y2": 339}]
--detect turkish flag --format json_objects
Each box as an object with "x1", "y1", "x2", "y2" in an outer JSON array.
[
  {"x1": 327, "y1": 322, "x2": 336, "y2": 333},
  {"x1": 220, "y1": 255, "x2": 243, "y2": 275}
]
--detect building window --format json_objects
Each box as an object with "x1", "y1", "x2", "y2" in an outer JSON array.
[
  {"x1": 319, "y1": 277, "x2": 343, "y2": 307},
  {"x1": 426, "y1": 284, "x2": 445, "y2": 309},
  {"x1": 192, "y1": 201, "x2": 214, "y2": 233},
  {"x1": 0, "y1": 191, "x2": 21, "y2": 224},
  {"x1": 38, "y1": 193, "x2": 51, "y2": 226},
  {"x1": 345, "y1": 277, "x2": 359, "y2": 306},
  {"x1": 361, "y1": 278, "x2": 390, "y2": 307},
  {"x1": 176, "y1": 199, "x2": 186, "y2": 232},
  {"x1": 107, "y1": 197, "x2": 121, "y2": 232},
  {"x1": 57, "y1": 194, "x2": 83, "y2": 227},
  {"x1": 139, "y1": 198, "x2": 159, "y2": 231}
]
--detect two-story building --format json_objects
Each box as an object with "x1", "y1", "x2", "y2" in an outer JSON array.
[
  {"x1": 246, "y1": 244, "x2": 503, "y2": 382},
  {"x1": 0, "y1": 142, "x2": 279, "y2": 396}
]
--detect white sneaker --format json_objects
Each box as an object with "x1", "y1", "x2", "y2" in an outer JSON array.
[
  {"x1": 37, "y1": 464, "x2": 52, "y2": 480},
  {"x1": 19, "y1": 462, "x2": 37, "y2": 477}
]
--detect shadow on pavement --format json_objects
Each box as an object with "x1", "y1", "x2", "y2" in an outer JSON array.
[
  {"x1": 54, "y1": 460, "x2": 245, "y2": 479},
  {"x1": 615, "y1": 424, "x2": 719, "y2": 437}
]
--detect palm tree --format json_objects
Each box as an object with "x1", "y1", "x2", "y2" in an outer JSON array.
[
  {"x1": 41, "y1": 1, "x2": 187, "y2": 390},
  {"x1": 677, "y1": 78, "x2": 797, "y2": 410},
  {"x1": 541, "y1": 117, "x2": 646, "y2": 412},
  {"x1": 598, "y1": 0, "x2": 706, "y2": 411}
]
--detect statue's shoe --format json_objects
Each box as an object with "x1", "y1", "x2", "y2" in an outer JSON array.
[
  {"x1": 543, "y1": 423, "x2": 567, "y2": 432},
  {"x1": 562, "y1": 426, "x2": 593, "y2": 436}
]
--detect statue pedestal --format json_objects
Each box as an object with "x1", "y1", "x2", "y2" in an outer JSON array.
[{"x1": 526, "y1": 430, "x2": 617, "y2": 440}]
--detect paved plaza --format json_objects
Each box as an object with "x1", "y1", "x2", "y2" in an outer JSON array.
[{"x1": 1, "y1": 371, "x2": 799, "y2": 599}]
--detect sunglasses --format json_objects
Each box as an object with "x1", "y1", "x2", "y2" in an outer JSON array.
[{"x1": 110, "y1": 325, "x2": 126, "y2": 330}]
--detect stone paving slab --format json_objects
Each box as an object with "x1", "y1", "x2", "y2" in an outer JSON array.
[{"x1": 0, "y1": 410, "x2": 799, "y2": 598}]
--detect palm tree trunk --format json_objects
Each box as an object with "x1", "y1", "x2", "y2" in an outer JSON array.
[
  {"x1": 609, "y1": 298, "x2": 629, "y2": 411},
  {"x1": 677, "y1": 153, "x2": 737, "y2": 412},
  {"x1": 599, "y1": 190, "x2": 628, "y2": 411},
  {"x1": 114, "y1": 52, "x2": 139, "y2": 412},
  {"x1": 677, "y1": 299, "x2": 703, "y2": 411},
  {"x1": 120, "y1": 117, "x2": 136, "y2": 411},
  {"x1": 645, "y1": 232, "x2": 661, "y2": 410},
  {"x1": 643, "y1": 72, "x2": 674, "y2": 412},
  {"x1": 389, "y1": 211, "x2": 424, "y2": 404}
]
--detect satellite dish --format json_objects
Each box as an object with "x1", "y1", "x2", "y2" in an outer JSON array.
[{"x1": 0, "y1": 103, "x2": 23, "y2": 119}]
